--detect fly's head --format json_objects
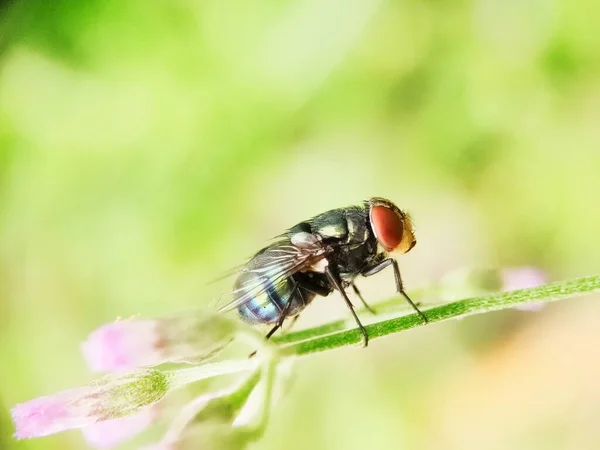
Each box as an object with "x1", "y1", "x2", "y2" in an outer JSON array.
[{"x1": 367, "y1": 197, "x2": 416, "y2": 255}]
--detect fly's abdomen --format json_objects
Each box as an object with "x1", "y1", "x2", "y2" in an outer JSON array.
[{"x1": 236, "y1": 272, "x2": 310, "y2": 325}]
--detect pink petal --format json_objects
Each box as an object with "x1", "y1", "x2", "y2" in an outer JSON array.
[
  {"x1": 81, "y1": 314, "x2": 240, "y2": 373},
  {"x1": 81, "y1": 320, "x2": 161, "y2": 372},
  {"x1": 12, "y1": 370, "x2": 171, "y2": 440},
  {"x1": 12, "y1": 390, "x2": 96, "y2": 439},
  {"x1": 82, "y1": 407, "x2": 156, "y2": 449}
]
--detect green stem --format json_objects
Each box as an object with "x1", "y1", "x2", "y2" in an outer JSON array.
[
  {"x1": 271, "y1": 286, "x2": 436, "y2": 345},
  {"x1": 275, "y1": 275, "x2": 600, "y2": 358}
]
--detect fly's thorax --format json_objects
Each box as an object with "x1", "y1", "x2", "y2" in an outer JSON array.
[
  {"x1": 308, "y1": 208, "x2": 349, "y2": 240},
  {"x1": 307, "y1": 203, "x2": 378, "y2": 279},
  {"x1": 344, "y1": 206, "x2": 371, "y2": 245},
  {"x1": 331, "y1": 234, "x2": 379, "y2": 280}
]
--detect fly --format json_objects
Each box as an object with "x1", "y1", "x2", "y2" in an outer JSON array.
[{"x1": 218, "y1": 197, "x2": 427, "y2": 347}]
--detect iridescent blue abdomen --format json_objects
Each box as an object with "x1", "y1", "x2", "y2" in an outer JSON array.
[{"x1": 236, "y1": 272, "x2": 312, "y2": 325}]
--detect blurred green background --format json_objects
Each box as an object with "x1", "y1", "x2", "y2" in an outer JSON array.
[{"x1": 1, "y1": 0, "x2": 600, "y2": 449}]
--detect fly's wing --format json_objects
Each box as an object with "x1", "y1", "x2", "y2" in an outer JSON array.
[
  {"x1": 217, "y1": 234, "x2": 329, "y2": 313},
  {"x1": 206, "y1": 235, "x2": 294, "y2": 286}
]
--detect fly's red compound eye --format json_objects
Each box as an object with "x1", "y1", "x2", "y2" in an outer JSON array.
[{"x1": 370, "y1": 205, "x2": 404, "y2": 251}]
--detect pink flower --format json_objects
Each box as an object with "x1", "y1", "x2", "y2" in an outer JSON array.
[
  {"x1": 12, "y1": 370, "x2": 170, "y2": 440},
  {"x1": 82, "y1": 320, "x2": 161, "y2": 373},
  {"x1": 11, "y1": 357, "x2": 261, "y2": 442},
  {"x1": 12, "y1": 389, "x2": 97, "y2": 439},
  {"x1": 81, "y1": 314, "x2": 239, "y2": 373},
  {"x1": 82, "y1": 407, "x2": 157, "y2": 449}
]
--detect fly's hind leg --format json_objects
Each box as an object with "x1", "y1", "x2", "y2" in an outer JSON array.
[
  {"x1": 250, "y1": 274, "x2": 333, "y2": 357},
  {"x1": 248, "y1": 314, "x2": 289, "y2": 359}
]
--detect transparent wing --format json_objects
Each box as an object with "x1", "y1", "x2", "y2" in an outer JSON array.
[
  {"x1": 217, "y1": 237, "x2": 329, "y2": 313},
  {"x1": 206, "y1": 236, "x2": 291, "y2": 286}
]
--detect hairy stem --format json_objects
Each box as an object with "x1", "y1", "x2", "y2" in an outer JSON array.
[{"x1": 274, "y1": 275, "x2": 600, "y2": 358}]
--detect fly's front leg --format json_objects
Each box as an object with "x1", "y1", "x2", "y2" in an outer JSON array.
[
  {"x1": 362, "y1": 258, "x2": 427, "y2": 323},
  {"x1": 324, "y1": 266, "x2": 369, "y2": 347}
]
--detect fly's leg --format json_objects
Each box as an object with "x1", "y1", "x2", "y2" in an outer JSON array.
[
  {"x1": 362, "y1": 258, "x2": 427, "y2": 323},
  {"x1": 351, "y1": 282, "x2": 376, "y2": 314},
  {"x1": 248, "y1": 310, "x2": 290, "y2": 358},
  {"x1": 279, "y1": 277, "x2": 330, "y2": 332},
  {"x1": 324, "y1": 266, "x2": 369, "y2": 347},
  {"x1": 268, "y1": 275, "x2": 331, "y2": 337},
  {"x1": 279, "y1": 276, "x2": 332, "y2": 332},
  {"x1": 263, "y1": 298, "x2": 293, "y2": 341},
  {"x1": 250, "y1": 275, "x2": 333, "y2": 357}
]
